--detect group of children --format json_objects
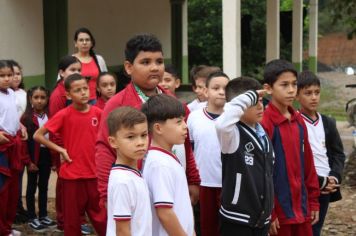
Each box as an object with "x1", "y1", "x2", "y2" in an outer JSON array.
[{"x1": 0, "y1": 32, "x2": 346, "y2": 236}]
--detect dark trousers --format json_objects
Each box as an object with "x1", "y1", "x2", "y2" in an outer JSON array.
[
  {"x1": 17, "y1": 169, "x2": 25, "y2": 211},
  {"x1": 200, "y1": 186, "x2": 221, "y2": 236},
  {"x1": 220, "y1": 218, "x2": 269, "y2": 236},
  {"x1": 26, "y1": 148, "x2": 51, "y2": 219},
  {"x1": 312, "y1": 194, "x2": 330, "y2": 236}
]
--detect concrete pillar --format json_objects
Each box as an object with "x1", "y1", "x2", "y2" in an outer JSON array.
[
  {"x1": 266, "y1": 0, "x2": 280, "y2": 62},
  {"x1": 292, "y1": 0, "x2": 303, "y2": 71},
  {"x1": 182, "y1": 0, "x2": 189, "y2": 83},
  {"x1": 308, "y1": 0, "x2": 318, "y2": 73},
  {"x1": 170, "y1": 0, "x2": 184, "y2": 79},
  {"x1": 222, "y1": 0, "x2": 241, "y2": 78}
]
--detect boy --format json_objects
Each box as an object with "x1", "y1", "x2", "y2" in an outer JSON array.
[
  {"x1": 188, "y1": 65, "x2": 220, "y2": 112},
  {"x1": 261, "y1": 59, "x2": 320, "y2": 236},
  {"x1": 159, "y1": 64, "x2": 181, "y2": 94},
  {"x1": 106, "y1": 107, "x2": 152, "y2": 236},
  {"x1": 187, "y1": 71, "x2": 229, "y2": 236},
  {"x1": 95, "y1": 34, "x2": 200, "y2": 206},
  {"x1": 296, "y1": 71, "x2": 345, "y2": 236},
  {"x1": 215, "y1": 77, "x2": 274, "y2": 236},
  {"x1": 34, "y1": 74, "x2": 106, "y2": 236},
  {"x1": 141, "y1": 94, "x2": 194, "y2": 236}
]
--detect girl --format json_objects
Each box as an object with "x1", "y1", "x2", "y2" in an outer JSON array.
[
  {"x1": 73, "y1": 27, "x2": 107, "y2": 102},
  {"x1": 22, "y1": 86, "x2": 56, "y2": 232},
  {"x1": 8, "y1": 60, "x2": 30, "y2": 224},
  {"x1": 8, "y1": 60, "x2": 27, "y2": 118},
  {"x1": 95, "y1": 72, "x2": 117, "y2": 109},
  {"x1": 50, "y1": 55, "x2": 81, "y2": 117},
  {"x1": 0, "y1": 60, "x2": 29, "y2": 236}
]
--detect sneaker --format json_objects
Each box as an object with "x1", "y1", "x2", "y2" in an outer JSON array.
[
  {"x1": 39, "y1": 216, "x2": 57, "y2": 228},
  {"x1": 81, "y1": 224, "x2": 93, "y2": 235},
  {"x1": 28, "y1": 219, "x2": 47, "y2": 233},
  {"x1": 9, "y1": 229, "x2": 21, "y2": 236}
]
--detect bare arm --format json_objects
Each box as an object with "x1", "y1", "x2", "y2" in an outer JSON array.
[
  {"x1": 116, "y1": 220, "x2": 131, "y2": 236},
  {"x1": 33, "y1": 126, "x2": 71, "y2": 162},
  {"x1": 156, "y1": 208, "x2": 187, "y2": 236}
]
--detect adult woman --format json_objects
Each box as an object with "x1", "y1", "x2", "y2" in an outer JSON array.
[{"x1": 73, "y1": 27, "x2": 108, "y2": 102}]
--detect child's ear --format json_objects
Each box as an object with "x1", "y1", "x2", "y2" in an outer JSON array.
[
  {"x1": 124, "y1": 60, "x2": 133, "y2": 76},
  {"x1": 65, "y1": 91, "x2": 72, "y2": 100},
  {"x1": 263, "y1": 83, "x2": 272, "y2": 95},
  {"x1": 175, "y1": 79, "x2": 181, "y2": 89},
  {"x1": 108, "y1": 136, "x2": 118, "y2": 149},
  {"x1": 59, "y1": 70, "x2": 64, "y2": 78},
  {"x1": 152, "y1": 122, "x2": 163, "y2": 135}
]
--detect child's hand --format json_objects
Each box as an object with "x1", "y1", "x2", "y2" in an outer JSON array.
[
  {"x1": 256, "y1": 89, "x2": 267, "y2": 98},
  {"x1": 59, "y1": 149, "x2": 72, "y2": 163},
  {"x1": 27, "y1": 162, "x2": 39, "y2": 172},
  {"x1": 321, "y1": 177, "x2": 340, "y2": 194},
  {"x1": 0, "y1": 131, "x2": 10, "y2": 144},
  {"x1": 269, "y1": 218, "x2": 280, "y2": 235},
  {"x1": 20, "y1": 126, "x2": 28, "y2": 141},
  {"x1": 311, "y1": 210, "x2": 319, "y2": 225}
]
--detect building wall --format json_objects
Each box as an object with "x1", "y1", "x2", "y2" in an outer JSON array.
[
  {"x1": 0, "y1": 0, "x2": 44, "y2": 82},
  {"x1": 67, "y1": 0, "x2": 172, "y2": 66}
]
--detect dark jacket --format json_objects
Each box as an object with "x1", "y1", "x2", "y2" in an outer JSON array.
[
  {"x1": 220, "y1": 122, "x2": 274, "y2": 228},
  {"x1": 320, "y1": 114, "x2": 345, "y2": 202}
]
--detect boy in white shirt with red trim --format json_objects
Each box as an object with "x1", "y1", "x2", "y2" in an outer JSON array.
[
  {"x1": 106, "y1": 106, "x2": 151, "y2": 236},
  {"x1": 141, "y1": 94, "x2": 195, "y2": 236},
  {"x1": 187, "y1": 71, "x2": 229, "y2": 236}
]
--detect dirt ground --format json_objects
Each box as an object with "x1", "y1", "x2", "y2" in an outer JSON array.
[{"x1": 13, "y1": 72, "x2": 356, "y2": 235}]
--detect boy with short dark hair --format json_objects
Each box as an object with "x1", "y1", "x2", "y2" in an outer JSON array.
[
  {"x1": 261, "y1": 59, "x2": 320, "y2": 236},
  {"x1": 296, "y1": 71, "x2": 345, "y2": 236},
  {"x1": 188, "y1": 65, "x2": 221, "y2": 112},
  {"x1": 187, "y1": 71, "x2": 229, "y2": 236},
  {"x1": 95, "y1": 34, "x2": 200, "y2": 207},
  {"x1": 106, "y1": 107, "x2": 152, "y2": 236},
  {"x1": 159, "y1": 64, "x2": 181, "y2": 94},
  {"x1": 141, "y1": 94, "x2": 194, "y2": 236},
  {"x1": 34, "y1": 74, "x2": 106, "y2": 236},
  {"x1": 215, "y1": 76, "x2": 274, "y2": 236}
]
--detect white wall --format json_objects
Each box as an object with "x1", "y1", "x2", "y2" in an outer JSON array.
[
  {"x1": 68, "y1": 0, "x2": 171, "y2": 66},
  {"x1": 0, "y1": 0, "x2": 44, "y2": 76}
]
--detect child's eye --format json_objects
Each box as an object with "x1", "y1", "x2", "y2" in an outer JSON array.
[{"x1": 141, "y1": 133, "x2": 148, "y2": 138}]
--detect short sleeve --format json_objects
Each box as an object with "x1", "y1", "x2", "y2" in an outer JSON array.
[
  {"x1": 44, "y1": 110, "x2": 65, "y2": 134},
  {"x1": 147, "y1": 165, "x2": 175, "y2": 208},
  {"x1": 111, "y1": 182, "x2": 133, "y2": 221}
]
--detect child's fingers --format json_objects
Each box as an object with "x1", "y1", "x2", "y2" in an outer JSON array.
[{"x1": 256, "y1": 89, "x2": 267, "y2": 98}]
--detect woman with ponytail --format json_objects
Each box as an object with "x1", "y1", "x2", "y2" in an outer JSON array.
[{"x1": 73, "y1": 27, "x2": 108, "y2": 103}]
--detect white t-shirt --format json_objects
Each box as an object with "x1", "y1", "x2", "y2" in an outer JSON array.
[
  {"x1": 36, "y1": 113, "x2": 49, "y2": 146},
  {"x1": 143, "y1": 147, "x2": 194, "y2": 236},
  {"x1": 187, "y1": 99, "x2": 207, "y2": 112},
  {"x1": 107, "y1": 164, "x2": 152, "y2": 236},
  {"x1": 0, "y1": 89, "x2": 20, "y2": 136},
  {"x1": 187, "y1": 107, "x2": 222, "y2": 187},
  {"x1": 301, "y1": 112, "x2": 330, "y2": 177},
  {"x1": 14, "y1": 89, "x2": 26, "y2": 118}
]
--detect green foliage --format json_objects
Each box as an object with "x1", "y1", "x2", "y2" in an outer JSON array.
[
  {"x1": 328, "y1": 0, "x2": 356, "y2": 38},
  {"x1": 187, "y1": 0, "x2": 222, "y2": 68}
]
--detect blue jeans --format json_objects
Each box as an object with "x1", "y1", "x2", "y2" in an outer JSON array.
[{"x1": 312, "y1": 194, "x2": 330, "y2": 236}]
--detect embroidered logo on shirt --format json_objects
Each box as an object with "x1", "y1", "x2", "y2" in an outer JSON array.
[
  {"x1": 92, "y1": 117, "x2": 98, "y2": 126},
  {"x1": 245, "y1": 142, "x2": 255, "y2": 152}
]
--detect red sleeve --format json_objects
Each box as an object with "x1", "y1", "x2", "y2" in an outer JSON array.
[
  {"x1": 95, "y1": 99, "x2": 119, "y2": 203},
  {"x1": 301, "y1": 119, "x2": 320, "y2": 211},
  {"x1": 183, "y1": 105, "x2": 201, "y2": 185}
]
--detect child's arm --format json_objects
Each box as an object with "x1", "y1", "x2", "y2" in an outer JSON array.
[
  {"x1": 0, "y1": 131, "x2": 10, "y2": 144},
  {"x1": 215, "y1": 90, "x2": 259, "y2": 154},
  {"x1": 116, "y1": 221, "x2": 131, "y2": 236},
  {"x1": 33, "y1": 126, "x2": 71, "y2": 162},
  {"x1": 156, "y1": 208, "x2": 187, "y2": 236}
]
